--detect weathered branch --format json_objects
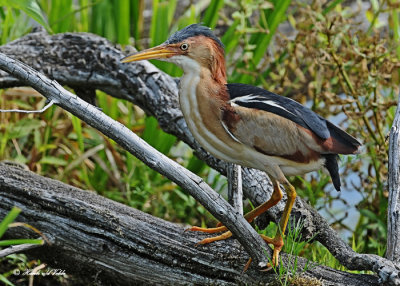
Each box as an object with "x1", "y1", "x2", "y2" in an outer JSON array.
[
  {"x1": 0, "y1": 242, "x2": 42, "y2": 257},
  {"x1": 227, "y1": 164, "x2": 243, "y2": 215},
  {"x1": 388, "y1": 92, "x2": 400, "y2": 262},
  {"x1": 0, "y1": 30, "x2": 399, "y2": 283},
  {"x1": 0, "y1": 162, "x2": 380, "y2": 285},
  {"x1": 0, "y1": 51, "x2": 270, "y2": 267}
]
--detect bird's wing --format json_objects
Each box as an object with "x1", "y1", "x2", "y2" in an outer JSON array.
[
  {"x1": 227, "y1": 83, "x2": 330, "y2": 139},
  {"x1": 224, "y1": 83, "x2": 361, "y2": 157}
]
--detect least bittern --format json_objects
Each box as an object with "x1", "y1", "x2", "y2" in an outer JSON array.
[{"x1": 121, "y1": 24, "x2": 361, "y2": 269}]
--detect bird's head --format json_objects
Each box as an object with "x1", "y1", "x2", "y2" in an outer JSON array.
[{"x1": 121, "y1": 24, "x2": 226, "y2": 84}]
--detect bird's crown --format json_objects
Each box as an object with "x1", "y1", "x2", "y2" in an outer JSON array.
[{"x1": 165, "y1": 24, "x2": 224, "y2": 48}]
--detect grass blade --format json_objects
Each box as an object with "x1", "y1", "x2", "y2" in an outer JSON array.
[
  {"x1": 221, "y1": 18, "x2": 240, "y2": 54},
  {"x1": 115, "y1": 0, "x2": 130, "y2": 44},
  {"x1": 0, "y1": 274, "x2": 15, "y2": 286},
  {"x1": 0, "y1": 239, "x2": 44, "y2": 246},
  {"x1": 0, "y1": 207, "x2": 21, "y2": 239},
  {"x1": 202, "y1": 0, "x2": 224, "y2": 28},
  {"x1": 131, "y1": 0, "x2": 144, "y2": 46}
]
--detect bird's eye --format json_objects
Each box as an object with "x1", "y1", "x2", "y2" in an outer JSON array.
[{"x1": 180, "y1": 43, "x2": 189, "y2": 51}]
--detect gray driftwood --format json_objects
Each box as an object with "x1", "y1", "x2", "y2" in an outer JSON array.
[
  {"x1": 0, "y1": 30, "x2": 399, "y2": 284},
  {"x1": 0, "y1": 162, "x2": 379, "y2": 285}
]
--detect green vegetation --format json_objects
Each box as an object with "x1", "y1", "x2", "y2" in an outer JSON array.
[
  {"x1": 0, "y1": 0, "x2": 399, "y2": 283},
  {"x1": 0, "y1": 207, "x2": 45, "y2": 286}
]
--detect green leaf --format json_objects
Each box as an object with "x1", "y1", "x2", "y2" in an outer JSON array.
[
  {"x1": 70, "y1": 115, "x2": 84, "y2": 151},
  {"x1": 233, "y1": 0, "x2": 291, "y2": 83},
  {"x1": 39, "y1": 156, "x2": 68, "y2": 166},
  {"x1": 7, "y1": 118, "x2": 42, "y2": 139},
  {"x1": 142, "y1": 116, "x2": 176, "y2": 154},
  {"x1": 221, "y1": 18, "x2": 240, "y2": 53},
  {"x1": 252, "y1": 0, "x2": 291, "y2": 67},
  {"x1": 359, "y1": 209, "x2": 379, "y2": 221},
  {"x1": 202, "y1": 0, "x2": 224, "y2": 28},
  {"x1": 322, "y1": 0, "x2": 343, "y2": 15},
  {"x1": 186, "y1": 155, "x2": 205, "y2": 174},
  {"x1": 4, "y1": 0, "x2": 52, "y2": 32},
  {"x1": 0, "y1": 274, "x2": 15, "y2": 286}
]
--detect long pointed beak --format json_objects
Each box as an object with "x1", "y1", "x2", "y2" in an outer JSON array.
[{"x1": 121, "y1": 45, "x2": 177, "y2": 63}]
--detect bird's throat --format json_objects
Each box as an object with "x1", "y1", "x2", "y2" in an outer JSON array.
[{"x1": 178, "y1": 60, "x2": 239, "y2": 163}]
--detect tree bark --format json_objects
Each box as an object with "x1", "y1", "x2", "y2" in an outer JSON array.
[
  {"x1": 388, "y1": 92, "x2": 400, "y2": 262},
  {"x1": 0, "y1": 162, "x2": 380, "y2": 286},
  {"x1": 0, "y1": 30, "x2": 399, "y2": 284}
]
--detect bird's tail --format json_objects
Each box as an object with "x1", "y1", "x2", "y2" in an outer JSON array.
[
  {"x1": 323, "y1": 154, "x2": 341, "y2": 191},
  {"x1": 325, "y1": 121, "x2": 362, "y2": 155}
]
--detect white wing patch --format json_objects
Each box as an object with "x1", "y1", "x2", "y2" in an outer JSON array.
[
  {"x1": 230, "y1": 94, "x2": 295, "y2": 116},
  {"x1": 262, "y1": 100, "x2": 294, "y2": 114}
]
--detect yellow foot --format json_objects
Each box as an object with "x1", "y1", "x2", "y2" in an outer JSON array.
[
  {"x1": 242, "y1": 234, "x2": 284, "y2": 272},
  {"x1": 260, "y1": 234, "x2": 284, "y2": 269}
]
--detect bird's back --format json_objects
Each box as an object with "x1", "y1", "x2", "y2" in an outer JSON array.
[
  {"x1": 226, "y1": 83, "x2": 361, "y2": 156},
  {"x1": 224, "y1": 83, "x2": 361, "y2": 191}
]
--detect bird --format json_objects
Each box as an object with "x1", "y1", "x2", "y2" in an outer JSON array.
[{"x1": 121, "y1": 24, "x2": 361, "y2": 269}]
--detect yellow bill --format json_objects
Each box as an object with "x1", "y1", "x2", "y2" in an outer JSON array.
[{"x1": 121, "y1": 45, "x2": 177, "y2": 63}]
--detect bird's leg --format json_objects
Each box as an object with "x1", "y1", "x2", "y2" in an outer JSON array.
[
  {"x1": 215, "y1": 179, "x2": 283, "y2": 228},
  {"x1": 188, "y1": 180, "x2": 283, "y2": 243},
  {"x1": 243, "y1": 179, "x2": 283, "y2": 222},
  {"x1": 190, "y1": 180, "x2": 297, "y2": 271},
  {"x1": 259, "y1": 182, "x2": 297, "y2": 267}
]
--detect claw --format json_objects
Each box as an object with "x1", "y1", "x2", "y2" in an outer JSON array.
[
  {"x1": 185, "y1": 225, "x2": 227, "y2": 234},
  {"x1": 260, "y1": 265, "x2": 273, "y2": 272}
]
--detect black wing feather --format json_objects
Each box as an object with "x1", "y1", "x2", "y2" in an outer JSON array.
[{"x1": 227, "y1": 83, "x2": 330, "y2": 140}]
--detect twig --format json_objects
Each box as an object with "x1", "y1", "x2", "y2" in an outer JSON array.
[
  {"x1": 0, "y1": 99, "x2": 55, "y2": 113},
  {"x1": 0, "y1": 242, "x2": 43, "y2": 257}
]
